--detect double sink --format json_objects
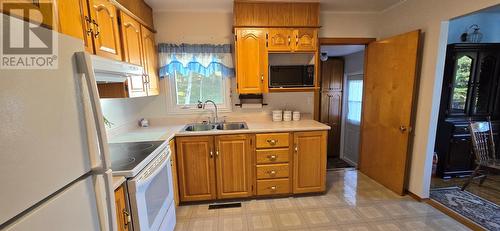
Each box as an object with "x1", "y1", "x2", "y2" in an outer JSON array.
[{"x1": 182, "y1": 122, "x2": 248, "y2": 132}]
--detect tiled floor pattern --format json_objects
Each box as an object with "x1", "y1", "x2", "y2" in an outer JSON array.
[{"x1": 175, "y1": 170, "x2": 470, "y2": 231}]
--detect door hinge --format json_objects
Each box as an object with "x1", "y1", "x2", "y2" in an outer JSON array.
[
  {"x1": 235, "y1": 34, "x2": 237, "y2": 42},
  {"x1": 265, "y1": 33, "x2": 269, "y2": 48}
]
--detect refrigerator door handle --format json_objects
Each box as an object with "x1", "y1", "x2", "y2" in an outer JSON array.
[
  {"x1": 95, "y1": 170, "x2": 118, "y2": 231},
  {"x1": 75, "y1": 52, "x2": 112, "y2": 171}
]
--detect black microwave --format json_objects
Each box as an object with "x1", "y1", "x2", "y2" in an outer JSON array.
[{"x1": 269, "y1": 65, "x2": 314, "y2": 88}]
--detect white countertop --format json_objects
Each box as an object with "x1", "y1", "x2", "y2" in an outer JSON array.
[{"x1": 108, "y1": 119, "x2": 330, "y2": 143}]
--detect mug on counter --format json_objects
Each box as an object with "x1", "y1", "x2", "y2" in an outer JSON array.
[
  {"x1": 283, "y1": 111, "x2": 292, "y2": 121},
  {"x1": 272, "y1": 110, "x2": 283, "y2": 122}
]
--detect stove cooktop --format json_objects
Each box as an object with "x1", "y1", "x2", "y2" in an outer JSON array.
[{"x1": 109, "y1": 140, "x2": 165, "y2": 176}]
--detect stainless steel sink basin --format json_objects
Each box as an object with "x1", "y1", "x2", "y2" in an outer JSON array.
[
  {"x1": 216, "y1": 122, "x2": 248, "y2": 130},
  {"x1": 181, "y1": 122, "x2": 248, "y2": 132},
  {"x1": 182, "y1": 123, "x2": 216, "y2": 132}
]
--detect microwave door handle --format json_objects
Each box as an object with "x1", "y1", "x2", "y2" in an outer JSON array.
[{"x1": 76, "y1": 52, "x2": 112, "y2": 171}]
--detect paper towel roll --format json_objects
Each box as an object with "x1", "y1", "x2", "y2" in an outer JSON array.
[{"x1": 241, "y1": 103, "x2": 263, "y2": 109}]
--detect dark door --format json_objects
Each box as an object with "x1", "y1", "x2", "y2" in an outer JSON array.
[{"x1": 470, "y1": 51, "x2": 500, "y2": 117}]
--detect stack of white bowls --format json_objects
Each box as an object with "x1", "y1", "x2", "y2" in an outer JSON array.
[
  {"x1": 272, "y1": 110, "x2": 283, "y2": 122},
  {"x1": 283, "y1": 111, "x2": 292, "y2": 121},
  {"x1": 293, "y1": 111, "x2": 301, "y2": 121}
]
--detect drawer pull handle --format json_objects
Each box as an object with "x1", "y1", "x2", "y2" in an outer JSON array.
[
  {"x1": 268, "y1": 170, "x2": 277, "y2": 176},
  {"x1": 269, "y1": 186, "x2": 277, "y2": 191},
  {"x1": 268, "y1": 155, "x2": 277, "y2": 161},
  {"x1": 266, "y1": 139, "x2": 277, "y2": 146}
]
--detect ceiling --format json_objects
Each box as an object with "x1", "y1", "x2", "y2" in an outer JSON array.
[
  {"x1": 321, "y1": 45, "x2": 365, "y2": 57},
  {"x1": 145, "y1": 0, "x2": 406, "y2": 13}
]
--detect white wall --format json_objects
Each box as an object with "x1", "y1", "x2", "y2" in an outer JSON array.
[
  {"x1": 320, "y1": 12, "x2": 379, "y2": 38},
  {"x1": 344, "y1": 51, "x2": 365, "y2": 75},
  {"x1": 378, "y1": 0, "x2": 500, "y2": 198},
  {"x1": 448, "y1": 12, "x2": 500, "y2": 43}
]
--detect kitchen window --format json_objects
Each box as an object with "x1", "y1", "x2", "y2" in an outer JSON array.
[
  {"x1": 159, "y1": 44, "x2": 234, "y2": 114},
  {"x1": 166, "y1": 71, "x2": 231, "y2": 113}
]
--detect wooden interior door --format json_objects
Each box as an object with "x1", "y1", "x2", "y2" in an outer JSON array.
[
  {"x1": 235, "y1": 28, "x2": 268, "y2": 94},
  {"x1": 176, "y1": 136, "x2": 216, "y2": 202},
  {"x1": 89, "y1": 0, "x2": 122, "y2": 60},
  {"x1": 141, "y1": 25, "x2": 159, "y2": 96},
  {"x1": 119, "y1": 11, "x2": 143, "y2": 66},
  {"x1": 358, "y1": 30, "x2": 421, "y2": 195},
  {"x1": 215, "y1": 134, "x2": 254, "y2": 199},
  {"x1": 293, "y1": 131, "x2": 327, "y2": 193}
]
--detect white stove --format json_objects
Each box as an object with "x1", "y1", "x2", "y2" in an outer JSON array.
[{"x1": 109, "y1": 141, "x2": 176, "y2": 231}]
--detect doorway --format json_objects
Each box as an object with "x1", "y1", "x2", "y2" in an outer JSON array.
[
  {"x1": 428, "y1": 5, "x2": 500, "y2": 230},
  {"x1": 319, "y1": 45, "x2": 366, "y2": 170}
]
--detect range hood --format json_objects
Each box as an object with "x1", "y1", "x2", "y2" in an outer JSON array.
[{"x1": 90, "y1": 55, "x2": 144, "y2": 83}]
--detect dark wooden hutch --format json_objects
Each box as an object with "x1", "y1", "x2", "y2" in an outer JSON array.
[{"x1": 435, "y1": 43, "x2": 500, "y2": 178}]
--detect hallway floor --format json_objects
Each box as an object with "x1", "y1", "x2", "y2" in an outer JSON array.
[{"x1": 174, "y1": 170, "x2": 469, "y2": 231}]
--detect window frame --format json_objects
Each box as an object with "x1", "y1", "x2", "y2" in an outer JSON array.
[
  {"x1": 346, "y1": 77, "x2": 363, "y2": 125},
  {"x1": 165, "y1": 71, "x2": 232, "y2": 115}
]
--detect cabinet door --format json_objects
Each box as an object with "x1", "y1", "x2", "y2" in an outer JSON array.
[
  {"x1": 127, "y1": 75, "x2": 147, "y2": 97},
  {"x1": 267, "y1": 29, "x2": 293, "y2": 52},
  {"x1": 294, "y1": 28, "x2": 317, "y2": 52},
  {"x1": 235, "y1": 28, "x2": 268, "y2": 94},
  {"x1": 470, "y1": 51, "x2": 499, "y2": 116},
  {"x1": 141, "y1": 25, "x2": 160, "y2": 96},
  {"x1": 176, "y1": 136, "x2": 216, "y2": 202},
  {"x1": 293, "y1": 131, "x2": 327, "y2": 193},
  {"x1": 119, "y1": 12, "x2": 143, "y2": 66},
  {"x1": 1, "y1": 0, "x2": 56, "y2": 28},
  {"x1": 321, "y1": 58, "x2": 344, "y2": 91},
  {"x1": 88, "y1": 0, "x2": 122, "y2": 60},
  {"x1": 447, "y1": 52, "x2": 477, "y2": 116},
  {"x1": 169, "y1": 139, "x2": 180, "y2": 206},
  {"x1": 114, "y1": 185, "x2": 130, "y2": 231},
  {"x1": 57, "y1": 0, "x2": 94, "y2": 52},
  {"x1": 446, "y1": 136, "x2": 474, "y2": 173},
  {"x1": 215, "y1": 134, "x2": 254, "y2": 199}
]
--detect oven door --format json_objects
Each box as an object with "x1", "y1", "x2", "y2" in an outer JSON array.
[{"x1": 128, "y1": 147, "x2": 174, "y2": 231}]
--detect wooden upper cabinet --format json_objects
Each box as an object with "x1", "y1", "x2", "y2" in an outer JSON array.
[
  {"x1": 115, "y1": 0, "x2": 154, "y2": 29},
  {"x1": 88, "y1": 0, "x2": 122, "y2": 60},
  {"x1": 141, "y1": 25, "x2": 159, "y2": 96},
  {"x1": 293, "y1": 131, "x2": 327, "y2": 194},
  {"x1": 120, "y1": 11, "x2": 143, "y2": 66},
  {"x1": 176, "y1": 136, "x2": 216, "y2": 202},
  {"x1": 290, "y1": 3, "x2": 320, "y2": 27},
  {"x1": 233, "y1": 1, "x2": 320, "y2": 27},
  {"x1": 235, "y1": 28, "x2": 268, "y2": 94},
  {"x1": 267, "y1": 29, "x2": 293, "y2": 52},
  {"x1": 0, "y1": 0, "x2": 56, "y2": 28},
  {"x1": 215, "y1": 134, "x2": 254, "y2": 199},
  {"x1": 57, "y1": 0, "x2": 95, "y2": 52},
  {"x1": 294, "y1": 28, "x2": 317, "y2": 52}
]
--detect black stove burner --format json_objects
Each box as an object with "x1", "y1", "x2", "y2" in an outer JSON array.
[{"x1": 109, "y1": 141, "x2": 164, "y2": 172}]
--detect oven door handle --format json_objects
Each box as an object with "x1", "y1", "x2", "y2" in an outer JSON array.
[{"x1": 132, "y1": 151, "x2": 170, "y2": 187}]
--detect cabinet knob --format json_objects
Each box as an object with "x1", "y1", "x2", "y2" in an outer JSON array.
[
  {"x1": 266, "y1": 139, "x2": 277, "y2": 146},
  {"x1": 268, "y1": 155, "x2": 277, "y2": 161},
  {"x1": 123, "y1": 209, "x2": 131, "y2": 227},
  {"x1": 269, "y1": 186, "x2": 277, "y2": 191},
  {"x1": 210, "y1": 150, "x2": 214, "y2": 158},
  {"x1": 268, "y1": 170, "x2": 277, "y2": 176}
]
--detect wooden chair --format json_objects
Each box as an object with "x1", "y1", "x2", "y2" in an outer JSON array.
[{"x1": 461, "y1": 118, "x2": 496, "y2": 191}]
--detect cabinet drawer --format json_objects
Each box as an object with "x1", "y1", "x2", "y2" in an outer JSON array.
[
  {"x1": 256, "y1": 148, "x2": 289, "y2": 164},
  {"x1": 256, "y1": 133, "x2": 289, "y2": 148},
  {"x1": 256, "y1": 164, "x2": 289, "y2": 179},
  {"x1": 257, "y1": 179, "x2": 290, "y2": 195}
]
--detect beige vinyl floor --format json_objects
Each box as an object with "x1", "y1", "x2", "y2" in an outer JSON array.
[{"x1": 174, "y1": 170, "x2": 470, "y2": 231}]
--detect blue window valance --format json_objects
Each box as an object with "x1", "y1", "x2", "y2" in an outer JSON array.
[{"x1": 158, "y1": 43, "x2": 234, "y2": 78}]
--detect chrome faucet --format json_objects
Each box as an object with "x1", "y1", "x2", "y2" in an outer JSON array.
[{"x1": 201, "y1": 100, "x2": 218, "y2": 124}]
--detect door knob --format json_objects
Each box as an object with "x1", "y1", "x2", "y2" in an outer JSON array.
[{"x1": 399, "y1": 126, "x2": 408, "y2": 133}]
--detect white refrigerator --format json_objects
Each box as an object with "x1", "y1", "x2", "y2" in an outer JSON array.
[{"x1": 0, "y1": 14, "x2": 117, "y2": 231}]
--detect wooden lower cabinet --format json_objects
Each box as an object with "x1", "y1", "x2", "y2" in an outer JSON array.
[
  {"x1": 114, "y1": 185, "x2": 130, "y2": 231},
  {"x1": 215, "y1": 134, "x2": 254, "y2": 199},
  {"x1": 176, "y1": 134, "x2": 254, "y2": 202},
  {"x1": 169, "y1": 139, "x2": 180, "y2": 206},
  {"x1": 293, "y1": 131, "x2": 327, "y2": 193},
  {"x1": 176, "y1": 136, "x2": 216, "y2": 202},
  {"x1": 175, "y1": 131, "x2": 327, "y2": 202}
]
